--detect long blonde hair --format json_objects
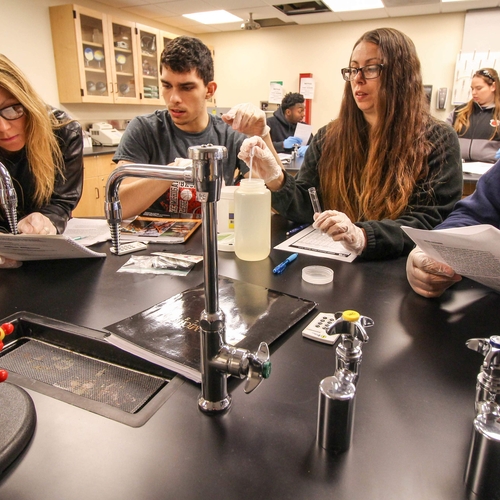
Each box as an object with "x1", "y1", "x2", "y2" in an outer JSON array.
[
  {"x1": 453, "y1": 68, "x2": 500, "y2": 140},
  {"x1": 0, "y1": 54, "x2": 65, "y2": 206},
  {"x1": 318, "y1": 28, "x2": 433, "y2": 222}
]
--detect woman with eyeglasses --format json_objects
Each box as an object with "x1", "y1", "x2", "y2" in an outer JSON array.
[
  {"x1": 238, "y1": 28, "x2": 462, "y2": 260},
  {"x1": 447, "y1": 68, "x2": 500, "y2": 163},
  {"x1": 0, "y1": 54, "x2": 83, "y2": 266}
]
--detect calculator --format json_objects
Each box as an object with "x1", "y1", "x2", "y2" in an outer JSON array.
[
  {"x1": 110, "y1": 241, "x2": 148, "y2": 255},
  {"x1": 302, "y1": 312, "x2": 340, "y2": 345}
]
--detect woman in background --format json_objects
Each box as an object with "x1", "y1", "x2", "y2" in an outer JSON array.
[
  {"x1": 238, "y1": 28, "x2": 462, "y2": 260},
  {"x1": 0, "y1": 54, "x2": 83, "y2": 267},
  {"x1": 447, "y1": 68, "x2": 500, "y2": 163}
]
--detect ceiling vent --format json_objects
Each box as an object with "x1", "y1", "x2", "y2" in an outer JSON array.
[
  {"x1": 241, "y1": 13, "x2": 261, "y2": 30},
  {"x1": 273, "y1": 1, "x2": 332, "y2": 16}
]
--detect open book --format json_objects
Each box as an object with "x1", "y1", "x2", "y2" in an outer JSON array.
[
  {"x1": 121, "y1": 217, "x2": 201, "y2": 244},
  {"x1": 0, "y1": 233, "x2": 106, "y2": 261},
  {"x1": 402, "y1": 224, "x2": 500, "y2": 293},
  {"x1": 104, "y1": 276, "x2": 316, "y2": 382}
]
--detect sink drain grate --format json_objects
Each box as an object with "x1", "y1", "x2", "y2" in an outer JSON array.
[{"x1": 0, "y1": 339, "x2": 166, "y2": 414}]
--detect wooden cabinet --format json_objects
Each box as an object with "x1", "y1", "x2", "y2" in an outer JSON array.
[
  {"x1": 49, "y1": 5, "x2": 155, "y2": 104},
  {"x1": 136, "y1": 24, "x2": 162, "y2": 106},
  {"x1": 72, "y1": 154, "x2": 115, "y2": 217}
]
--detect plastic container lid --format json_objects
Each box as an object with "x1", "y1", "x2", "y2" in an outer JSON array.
[
  {"x1": 217, "y1": 232, "x2": 234, "y2": 252},
  {"x1": 302, "y1": 265, "x2": 334, "y2": 285}
]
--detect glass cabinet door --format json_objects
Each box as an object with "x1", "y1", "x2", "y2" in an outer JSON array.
[
  {"x1": 137, "y1": 25, "x2": 163, "y2": 105},
  {"x1": 77, "y1": 9, "x2": 113, "y2": 103},
  {"x1": 109, "y1": 19, "x2": 141, "y2": 104}
]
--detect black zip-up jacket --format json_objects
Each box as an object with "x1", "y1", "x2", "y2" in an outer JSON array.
[
  {"x1": 0, "y1": 108, "x2": 83, "y2": 234},
  {"x1": 447, "y1": 102, "x2": 500, "y2": 163}
]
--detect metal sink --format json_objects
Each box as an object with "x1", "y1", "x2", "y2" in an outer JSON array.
[{"x1": 0, "y1": 312, "x2": 183, "y2": 427}]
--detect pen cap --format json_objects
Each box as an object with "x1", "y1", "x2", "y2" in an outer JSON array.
[{"x1": 234, "y1": 179, "x2": 271, "y2": 262}]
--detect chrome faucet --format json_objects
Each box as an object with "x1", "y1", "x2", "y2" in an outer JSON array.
[
  {"x1": 316, "y1": 310, "x2": 373, "y2": 453},
  {"x1": 0, "y1": 162, "x2": 18, "y2": 234},
  {"x1": 464, "y1": 335, "x2": 500, "y2": 497},
  {"x1": 105, "y1": 145, "x2": 271, "y2": 414}
]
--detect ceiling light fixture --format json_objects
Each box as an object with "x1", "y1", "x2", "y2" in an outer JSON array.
[
  {"x1": 322, "y1": 0, "x2": 384, "y2": 11},
  {"x1": 183, "y1": 10, "x2": 242, "y2": 25}
]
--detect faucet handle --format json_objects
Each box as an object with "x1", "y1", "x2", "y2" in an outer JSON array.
[
  {"x1": 328, "y1": 310, "x2": 373, "y2": 343},
  {"x1": 244, "y1": 342, "x2": 272, "y2": 394}
]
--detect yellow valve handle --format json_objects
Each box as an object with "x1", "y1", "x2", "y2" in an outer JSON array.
[{"x1": 342, "y1": 310, "x2": 360, "y2": 323}]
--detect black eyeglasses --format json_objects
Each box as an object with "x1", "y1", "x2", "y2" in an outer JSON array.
[
  {"x1": 341, "y1": 64, "x2": 384, "y2": 82},
  {"x1": 0, "y1": 104, "x2": 25, "y2": 121},
  {"x1": 476, "y1": 69, "x2": 495, "y2": 83}
]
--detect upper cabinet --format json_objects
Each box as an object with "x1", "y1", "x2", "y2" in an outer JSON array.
[
  {"x1": 136, "y1": 24, "x2": 162, "y2": 106},
  {"x1": 49, "y1": 4, "x2": 175, "y2": 105}
]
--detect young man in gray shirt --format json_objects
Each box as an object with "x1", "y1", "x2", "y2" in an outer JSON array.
[{"x1": 113, "y1": 36, "x2": 275, "y2": 219}]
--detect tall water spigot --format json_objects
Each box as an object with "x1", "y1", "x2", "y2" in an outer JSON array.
[
  {"x1": 105, "y1": 162, "x2": 194, "y2": 254},
  {"x1": 464, "y1": 335, "x2": 500, "y2": 498},
  {"x1": 0, "y1": 162, "x2": 18, "y2": 234},
  {"x1": 104, "y1": 145, "x2": 271, "y2": 415},
  {"x1": 188, "y1": 145, "x2": 271, "y2": 414},
  {"x1": 317, "y1": 310, "x2": 373, "y2": 453}
]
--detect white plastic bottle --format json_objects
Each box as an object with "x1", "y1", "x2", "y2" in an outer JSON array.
[{"x1": 234, "y1": 179, "x2": 271, "y2": 261}]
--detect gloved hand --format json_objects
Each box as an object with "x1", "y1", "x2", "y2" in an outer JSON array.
[
  {"x1": 297, "y1": 145, "x2": 308, "y2": 157},
  {"x1": 222, "y1": 103, "x2": 270, "y2": 137},
  {"x1": 238, "y1": 136, "x2": 282, "y2": 184},
  {"x1": 18, "y1": 213, "x2": 57, "y2": 235},
  {"x1": 283, "y1": 136, "x2": 302, "y2": 149},
  {"x1": 313, "y1": 210, "x2": 366, "y2": 255},
  {"x1": 495, "y1": 148, "x2": 500, "y2": 160},
  {"x1": 406, "y1": 246, "x2": 462, "y2": 298}
]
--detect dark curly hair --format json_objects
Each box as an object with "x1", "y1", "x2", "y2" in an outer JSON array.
[
  {"x1": 281, "y1": 92, "x2": 305, "y2": 112},
  {"x1": 160, "y1": 36, "x2": 214, "y2": 85}
]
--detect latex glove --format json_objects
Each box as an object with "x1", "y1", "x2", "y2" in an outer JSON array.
[
  {"x1": 495, "y1": 148, "x2": 500, "y2": 160},
  {"x1": 313, "y1": 210, "x2": 366, "y2": 255},
  {"x1": 297, "y1": 145, "x2": 309, "y2": 157},
  {"x1": 406, "y1": 246, "x2": 462, "y2": 298},
  {"x1": 18, "y1": 213, "x2": 57, "y2": 235},
  {"x1": 238, "y1": 136, "x2": 282, "y2": 183},
  {"x1": 222, "y1": 103, "x2": 270, "y2": 137},
  {"x1": 0, "y1": 256, "x2": 22, "y2": 269},
  {"x1": 283, "y1": 136, "x2": 302, "y2": 149}
]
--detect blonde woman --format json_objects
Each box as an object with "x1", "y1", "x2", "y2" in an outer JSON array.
[
  {"x1": 238, "y1": 28, "x2": 462, "y2": 260},
  {"x1": 447, "y1": 68, "x2": 500, "y2": 163},
  {"x1": 0, "y1": 54, "x2": 83, "y2": 267}
]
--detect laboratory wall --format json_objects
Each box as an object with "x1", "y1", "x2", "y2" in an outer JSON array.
[
  {"x1": 1, "y1": 0, "x2": 468, "y2": 129},
  {"x1": 203, "y1": 13, "x2": 465, "y2": 130}
]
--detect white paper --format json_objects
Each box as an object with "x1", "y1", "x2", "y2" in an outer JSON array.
[
  {"x1": 0, "y1": 234, "x2": 106, "y2": 261},
  {"x1": 294, "y1": 122, "x2": 312, "y2": 146},
  {"x1": 402, "y1": 225, "x2": 500, "y2": 292},
  {"x1": 462, "y1": 162, "x2": 494, "y2": 176},
  {"x1": 274, "y1": 226, "x2": 357, "y2": 263},
  {"x1": 63, "y1": 218, "x2": 111, "y2": 246},
  {"x1": 299, "y1": 77, "x2": 315, "y2": 99},
  {"x1": 269, "y1": 82, "x2": 284, "y2": 104}
]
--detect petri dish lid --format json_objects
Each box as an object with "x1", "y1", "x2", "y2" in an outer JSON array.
[
  {"x1": 217, "y1": 232, "x2": 234, "y2": 252},
  {"x1": 302, "y1": 265, "x2": 334, "y2": 285}
]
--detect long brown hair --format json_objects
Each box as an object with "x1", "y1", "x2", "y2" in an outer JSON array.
[
  {"x1": 453, "y1": 68, "x2": 500, "y2": 140},
  {"x1": 0, "y1": 54, "x2": 65, "y2": 207},
  {"x1": 318, "y1": 28, "x2": 432, "y2": 222}
]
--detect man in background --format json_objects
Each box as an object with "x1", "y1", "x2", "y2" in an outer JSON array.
[{"x1": 267, "y1": 92, "x2": 312, "y2": 157}]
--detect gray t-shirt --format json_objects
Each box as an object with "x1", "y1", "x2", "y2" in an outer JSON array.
[{"x1": 113, "y1": 110, "x2": 248, "y2": 215}]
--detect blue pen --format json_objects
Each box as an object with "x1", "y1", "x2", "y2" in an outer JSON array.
[
  {"x1": 285, "y1": 224, "x2": 310, "y2": 237},
  {"x1": 273, "y1": 253, "x2": 299, "y2": 275}
]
